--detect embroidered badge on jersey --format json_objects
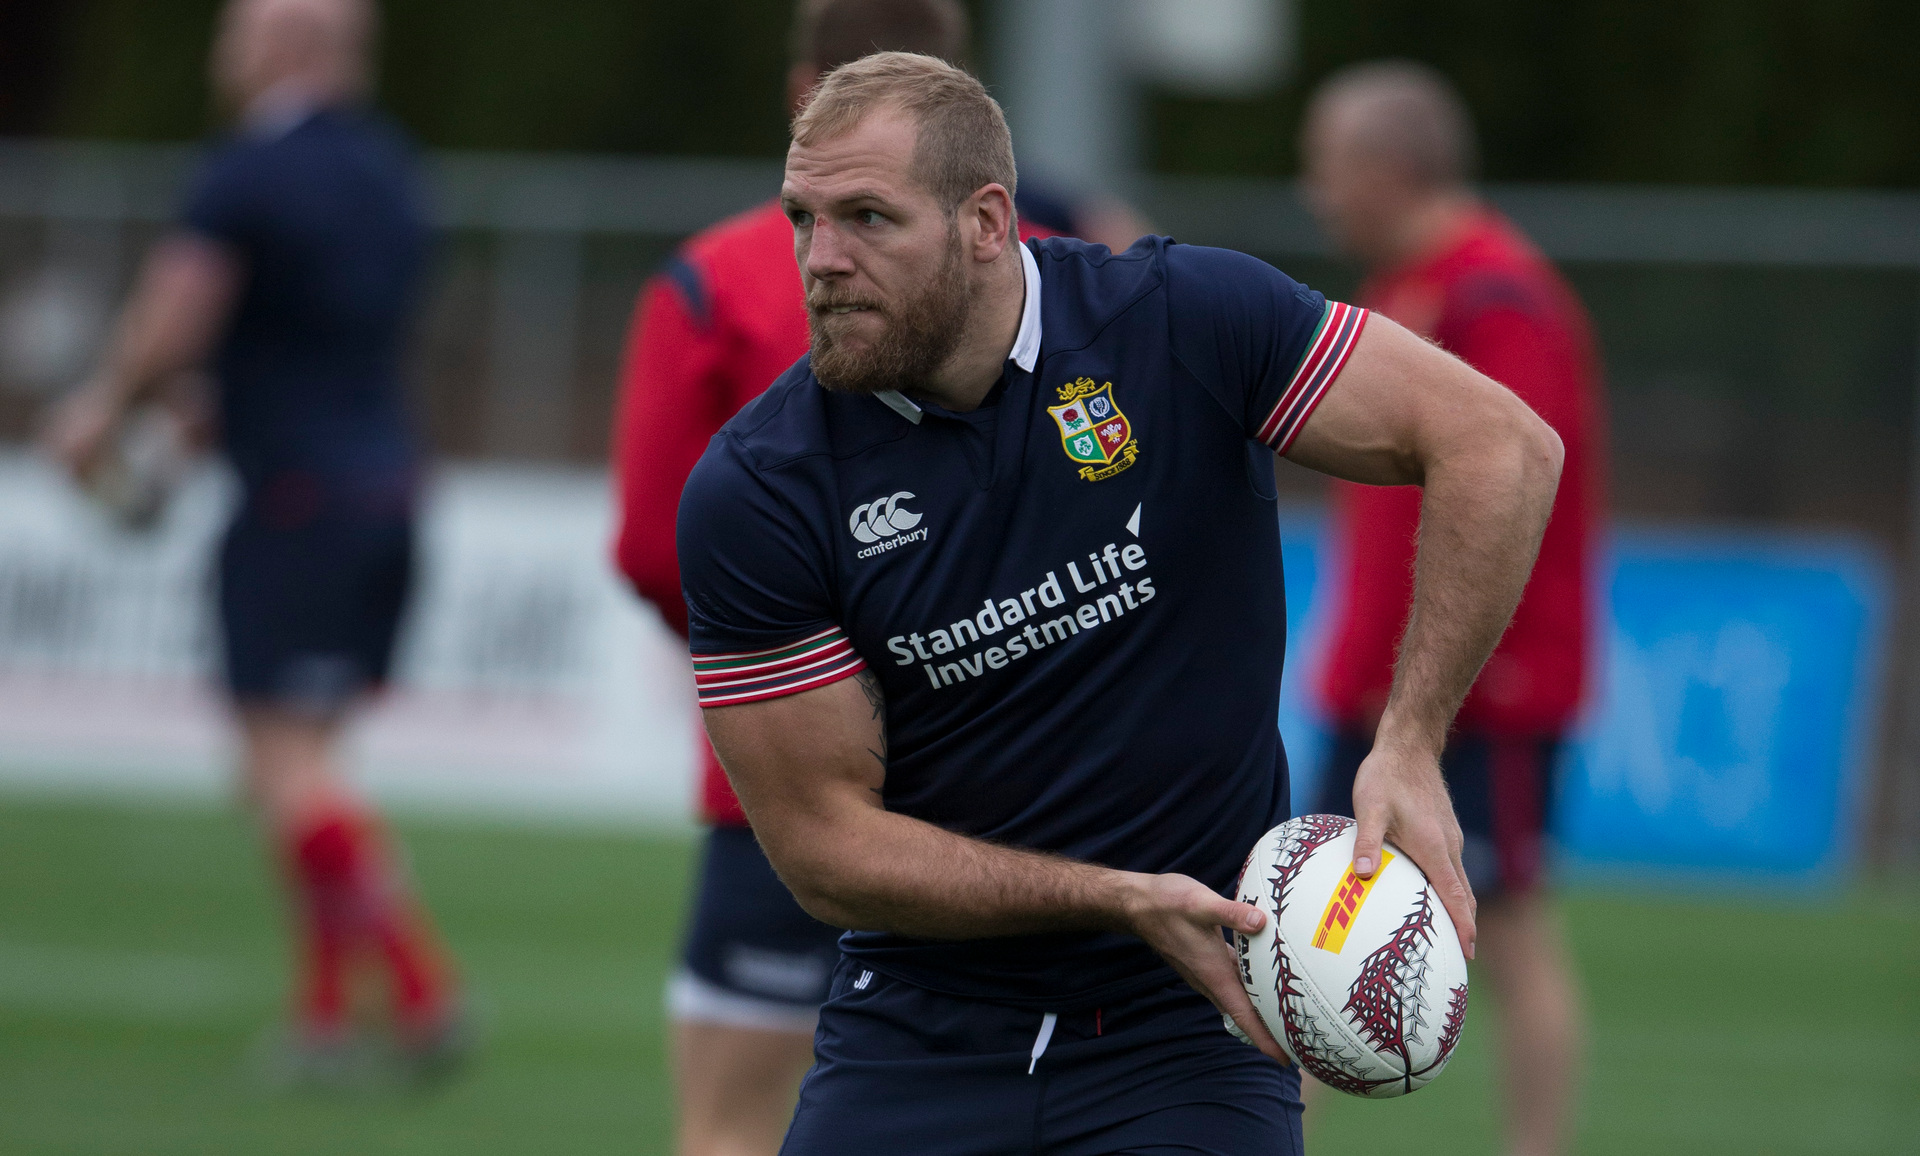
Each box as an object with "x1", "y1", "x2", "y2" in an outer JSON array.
[{"x1": 1048, "y1": 377, "x2": 1140, "y2": 482}]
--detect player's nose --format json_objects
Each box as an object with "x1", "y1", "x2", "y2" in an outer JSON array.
[{"x1": 804, "y1": 219, "x2": 857, "y2": 280}]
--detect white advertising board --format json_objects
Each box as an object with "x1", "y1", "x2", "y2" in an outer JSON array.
[{"x1": 0, "y1": 452, "x2": 697, "y2": 825}]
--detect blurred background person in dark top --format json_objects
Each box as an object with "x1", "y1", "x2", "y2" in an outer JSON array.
[
  {"x1": 41, "y1": 0, "x2": 468, "y2": 1089},
  {"x1": 1299, "y1": 60, "x2": 1603, "y2": 1156},
  {"x1": 1002, "y1": 160, "x2": 1150, "y2": 253},
  {"x1": 610, "y1": 3, "x2": 1149, "y2": 1151}
]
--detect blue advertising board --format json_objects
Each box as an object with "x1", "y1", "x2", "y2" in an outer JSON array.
[{"x1": 1276, "y1": 513, "x2": 1890, "y2": 884}]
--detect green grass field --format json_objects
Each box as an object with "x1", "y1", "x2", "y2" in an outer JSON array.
[{"x1": 0, "y1": 796, "x2": 1914, "y2": 1155}]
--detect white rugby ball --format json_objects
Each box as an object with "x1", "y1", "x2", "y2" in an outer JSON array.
[
  {"x1": 1232, "y1": 814, "x2": 1469, "y2": 1098},
  {"x1": 84, "y1": 403, "x2": 188, "y2": 531}
]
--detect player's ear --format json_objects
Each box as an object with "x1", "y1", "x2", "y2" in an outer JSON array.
[{"x1": 965, "y1": 183, "x2": 1014, "y2": 264}]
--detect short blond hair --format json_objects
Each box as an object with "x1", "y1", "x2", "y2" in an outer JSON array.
[{"x1": 792, "y1": 51, "x2": 1016, "y2": 210}]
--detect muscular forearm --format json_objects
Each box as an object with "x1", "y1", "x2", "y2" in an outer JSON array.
[
  {"x1": 707, "y1": 675, "x2": 1150, "y2": 940},
  {"x1": 759, "y1": 798, "x2": 1144, "y2": 940},
  {"x1": 94, "y1": 236, "x2": 238, "y2": 407},
  {"x1": 762, "y1": 790, "x2": 1279, "y2": 1058},
  {"x1": 1379, "y1": 421, "x2": 1563, "y2": 754}
]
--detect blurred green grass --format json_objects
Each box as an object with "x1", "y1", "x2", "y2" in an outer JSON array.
[{"x1": 0, "y1": 796, "x2": 1913, "y2": 1155}]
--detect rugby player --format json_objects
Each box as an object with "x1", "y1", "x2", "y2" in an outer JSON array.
[
  {"x1": 677, "y1": 52, "x2": 1563, "y2": 1153},
  {"x1": 1301, "y1": 62, "x2": 1600, "y2": 1156},
  {"x1": 44, "y1": 0, "x2": 466, "y2": 1085},
  {"x1": 610, "y1": 3, "x2": 1121, "y2": 1151}
]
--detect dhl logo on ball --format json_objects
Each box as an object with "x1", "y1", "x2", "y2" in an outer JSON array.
[{"x1": 1310, "y1": 850, "x2": 1396, "y2": 953}]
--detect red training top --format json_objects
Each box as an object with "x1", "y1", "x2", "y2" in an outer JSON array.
[
  {"x1": 1317, "y1": 207, "x2": 1606, "y2": 737},
  {"x1": 612, "y1": 199, "x2": 1056, "y2": 825}
]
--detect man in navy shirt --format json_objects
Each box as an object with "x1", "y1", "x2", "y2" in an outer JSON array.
[
  {"x1": 679, "y1": 52, "x2": 1562, "y2": 1154},
  {"x1": 46, "y1": 0, "x2": 465, "y2": 1086}
]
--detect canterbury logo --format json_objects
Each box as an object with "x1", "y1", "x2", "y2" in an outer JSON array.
[{"x1": 849, "y1": 491, "x2": 922, "y2": 543}]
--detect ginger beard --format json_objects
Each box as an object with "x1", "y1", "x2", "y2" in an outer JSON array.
[{"x1": 808, "y1": 217, "x2": 971, "y2": 396}]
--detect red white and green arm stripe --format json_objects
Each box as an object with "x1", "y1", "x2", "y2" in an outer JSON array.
[
  {"x1": 692, "y1": 627, "x2": 867, "y2": 708},
  {"x1": 1257, "y1": 300, "x2": 1370, "y2": 454}
]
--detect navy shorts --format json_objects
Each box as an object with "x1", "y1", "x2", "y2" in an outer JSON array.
[
  {"x1": 782, "y1": 961, "x2": 1302, "y2": 1156},
  {"x1": 1314, "y1": 727, "x2": 1561, "y2": 899},
  {"x1": 668, "y1": 825, "x2": 843, "y2": 1033},
  {"x1": 217, "y1": 512, "x2": 414, "y2": 712}
]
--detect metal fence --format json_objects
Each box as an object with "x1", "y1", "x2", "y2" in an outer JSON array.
[{"x1": 4, "y1": 140, "x2": 1918, "y2": 501}]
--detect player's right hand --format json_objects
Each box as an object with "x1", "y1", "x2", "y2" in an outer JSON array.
[
  {"x1": 1120, "y1": 871, "x2": 1291, "y2": 1066},
  {"x1": 1351, "y1": 739, "x2": 1477, "y2": 960},
  {"x1": 40, "y1": 384, "x2": 121, "y2": 483}
]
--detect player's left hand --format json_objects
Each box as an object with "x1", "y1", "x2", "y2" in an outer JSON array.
[
  {"x1": 1351, "y1": 741, "x2": 1477, "y2": 959},
  {"x1": 1121, "y1": 871, "x2": 1292, "y2": 1066},
  {"x1": 161, "y1": 371, "x2": 217, "y2": 454}
]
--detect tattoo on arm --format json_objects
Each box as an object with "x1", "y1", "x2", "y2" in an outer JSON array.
[
  {"x1": 855, "y1": 670, "x2": 888, "y2": 788},
  {"x1": 855, "y1": 670, "x2": 885, "y2": 721}
]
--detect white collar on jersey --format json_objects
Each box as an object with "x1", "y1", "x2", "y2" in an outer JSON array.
[
  {"x1": 1010, "y1": 238, "x2": 1044, "y2": 372},
  {"x1": 873, "y1": 240, "x2": 1042, "y2": 425}
]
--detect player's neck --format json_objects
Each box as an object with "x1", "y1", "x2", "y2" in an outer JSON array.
[
  {"x1": 916, "y1": 250, "x2": 1026, "y2": 414},
  {"x1": 1377, "y1": 191, "x2": 1480, "y2": 273},
  {"x1": 237, "y1": 75, "x2": 350, "y2": 134}
]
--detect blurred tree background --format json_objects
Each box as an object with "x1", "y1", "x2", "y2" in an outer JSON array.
[{"x1": 3, "y1": 0, "x2": 1915, "y2": 188}]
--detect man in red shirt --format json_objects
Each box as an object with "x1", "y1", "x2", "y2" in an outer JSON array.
[
  {"x1": 611, "y1": 4, "x2": 1090, "y2": 1152},
  {"x1": 1301, "y1": 62, "x2": 1602, "y2": 1156}
]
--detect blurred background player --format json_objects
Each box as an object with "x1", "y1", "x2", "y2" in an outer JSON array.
[
  {"x1": 610, "y1": 3, "x2": 1145, "y2": 1152},
  {"x1": 1300, "y1": 61, "x2": 1601, "y2": 1156},
  {"x1": 41, "y1": 0, "x2": 466, "y2": 1087}
]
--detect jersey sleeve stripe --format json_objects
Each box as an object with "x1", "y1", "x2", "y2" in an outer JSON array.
[
  {"x1": 1255, "y1": 299, "x2": 1363, "y2": 447},
  {"x1": 693, "y1": 632, "x2": 856, "y2": 682},
  {"x1": 695, "y1": 654, "x2": 868, "y2": 707},
  {"x1": 692, "y1": 628, "x2": 866, "y2": 706},
  {"x1": 1253, "y1": 300, "x2": 1338, "y2": 445},
  {"x1": 692, "y1": 626, "x2": 844, "y2": 667},
  {"x1": 694, "y1": 640, "x2": 860, "y2": 690},
  {"x1": 1257, "y1": 302, "x2": 1370, "y2": 453}
]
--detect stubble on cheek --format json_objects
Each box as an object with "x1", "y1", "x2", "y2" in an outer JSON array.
[{"x1": 809, "y1": 225, "x2": 969, "y2": 396}]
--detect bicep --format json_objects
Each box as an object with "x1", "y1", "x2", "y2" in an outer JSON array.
[
  {"x1": 130, "y1": 234, "x2": 243, "y2": 362},
  {"x1": 702, "y1": 672, "x2": 887, "y2": 873},
  {"x1": 1281, "y1": 313, "x2": 1538, "y2": 486},
  {"x1": 678, "y1": 443, "x2": 885, "y2": 880}
]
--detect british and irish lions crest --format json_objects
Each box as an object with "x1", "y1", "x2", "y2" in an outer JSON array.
[{"x1": 1048, "y1": 377, "x2": 1139, "y2": 482}]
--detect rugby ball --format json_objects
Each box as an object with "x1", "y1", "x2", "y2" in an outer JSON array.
[
  {"x1": 84, "y1": 402, "x2": 188, "y2": 531},
  {"x1": 1232, "y1": 814, "x2": 1469, "y2": 1097}
]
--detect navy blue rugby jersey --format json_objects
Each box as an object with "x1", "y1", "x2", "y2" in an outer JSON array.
[
  {"x1": 679, "y1": 236, "x2": 1369, "y2": 1009},
  {"x1": 183, "y1": 104, "x2": 429, "y2": 514}
]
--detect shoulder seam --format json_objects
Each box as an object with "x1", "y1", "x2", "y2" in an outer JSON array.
[
  {"x1": 717, "y1": 387, "x2": 835, "y2": 473},
  {"x1": 1033, "y1": 239, "x2": 1167, "y2": 357}
]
